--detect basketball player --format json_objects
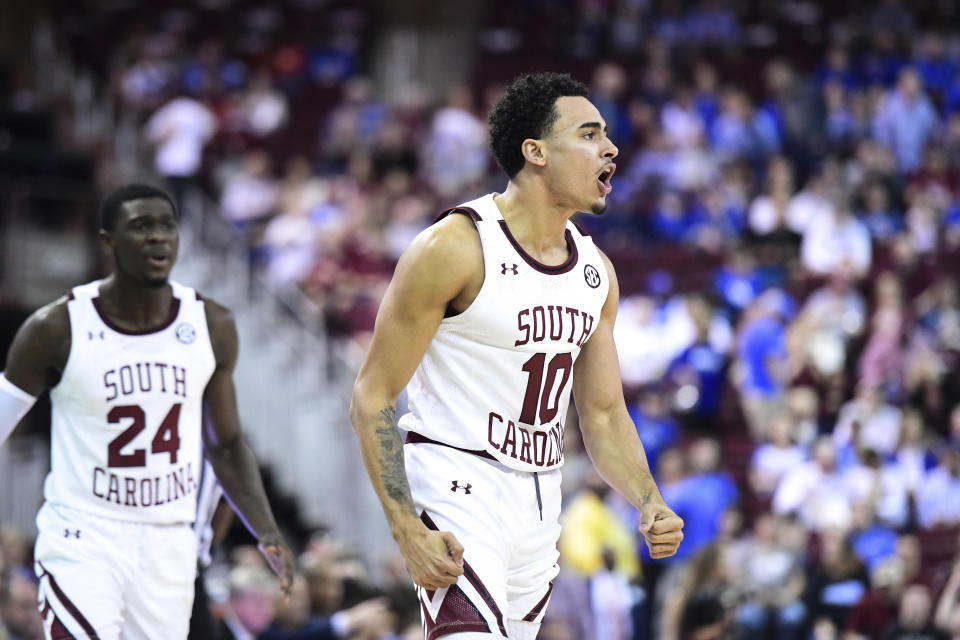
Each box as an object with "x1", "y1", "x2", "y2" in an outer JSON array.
[
  {"x1": 350, "y1": 73, "x2": 684, "y2": 640},
  {"x1": 0, "y1": 183, "x2": 293, "y2": 639}
]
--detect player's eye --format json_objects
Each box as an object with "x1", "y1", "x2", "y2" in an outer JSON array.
[{"x1": 583, "y1": 132, "x2": 595, "y2": 140}]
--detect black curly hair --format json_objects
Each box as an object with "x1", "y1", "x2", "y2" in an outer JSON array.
[
  {"x1": 488, "y1": 72, "x2": 589, "y2": 179},
  {"x1": 99, "y1": 183, "x2": 177, "y2": 231}
]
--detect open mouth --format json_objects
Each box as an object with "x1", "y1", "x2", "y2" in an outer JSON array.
[
  {"x1": 147, "y1": 254, "x2": 170, "y2": 268},
  {"x1": 597, "y1": 165, "x2": 616, "y2": 195}
]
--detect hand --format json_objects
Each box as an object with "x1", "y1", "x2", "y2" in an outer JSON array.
[
  {"x1": 342, "y1": 597, "x2": 395, "y2": 636},
  {"x1": 258, "y1": 532, "x2": 295, "y2": 594},
  {"x1": 396, "y1": 524, "x2": 464, "y2": 590},
  {"x1": 639, "y1": 502, "x2": 684, "y2": 559}
]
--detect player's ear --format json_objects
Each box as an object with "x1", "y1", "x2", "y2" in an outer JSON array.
[
  {"x1": 97, "y1": 229, "x2": 114, "y2": 254},
  {"x1": 521, "y1": 138, "x2": 547, "y2": 168}
]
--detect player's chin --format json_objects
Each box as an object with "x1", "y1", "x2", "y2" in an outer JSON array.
[
  {"x1": 143, "y1": 273, "x2": 171, "y2": 288},
  {"x1": 588, "y1": 196, "x2": 608, "y2": 216}
]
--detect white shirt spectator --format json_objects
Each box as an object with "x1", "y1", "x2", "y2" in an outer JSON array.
[
  {"x1": 773, "y1": 461, "x2": 851, "y2": 530},
  {"x1": 145, "y1": 96, "x2": 217, "y2": 177},
  {"x1": 221, "y1": 174, "x2": 277, "y2": 223},
  {"x1": 842, "y1": 463, "x2": 910, "y2": 528},
  {"x1": 786, "y1": 188, "x2": 832, "y2": 234},
  {"x1": 425, "y1": 105, "x2": 487, "y2": 197},
  {"x1": 748, "y1": 194, "x2": 787, "y2": 235},
  {"x1": 800, "y1": 209, "x2": 871, "y2": 277},
  {"x1": 661, "y1": 101, "x2": 705, "y2": 149},
  {"x1": 833, "y1": 397, "x2": 902, "y2": 457},
  {"x1": 751, "y1": 442, "x2": 806, "y2": 494},
  {"x1": 917, "y1": 463, "x2": 960, "y2": 528}
]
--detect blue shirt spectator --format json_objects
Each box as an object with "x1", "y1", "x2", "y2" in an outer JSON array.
[
  {"x1": 872, "y1": 69, "x2": 940, "y2": 172},
  {"x1": 738, "y1": 314, "x2": 788, "y2": 398}
]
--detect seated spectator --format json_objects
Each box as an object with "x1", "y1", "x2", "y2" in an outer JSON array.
[
  {"x1": 843, "y1": 449, "x2": 910, "y2": 529},
  {"x1": 933, "y1": 558, "x2": 960, "y2": 636},
  {"x1": 800, "y1": 204, "x2": 872, "y2": 279},
  {"x1": 220, "y1": 565, "x2": 278, "y2": 640},
  {"x1": 802, "y1": 528, "x2": 869, "y2": 632},
  {"x1": 628, "y1": 386, "x2": 679, "y2": 475},
  {"x1": 0, "y1": 568, "x2": 42, "y2": 640},
  {"x1": 749, "y1": 410, "x2": 807, "y2": 497},
  {"x1": 844, "y1": 556, "x2": 906, "y2": 639},
  {"x1": 917, "y1": 443, "x2": 960, "y2": 528},
  {"x1": 857, "y1": 181, "x2": 904, "y2": 244},
  {"x1": 220, "y1": 150, "x2": 278, "y2": 230},
  {"x1": 880, "y1": 583, "x2": 948, "y2": 639},
  {"x1": 833, "y1": 383, "x2": 903, "y2": 459},
  {"x1": 748, "y1": 155, "x2": 794, "y2": 237},
  {"x1": 895, "y1": 408, "x2": 939, "y2": 498},
  {"x1": 773, "y1": 437, "x2": 851, "y2": 530},
  {"x1": 714, "y1": 248, "x2": 764, "y2": 317},
  {"x1": 732, "y1": 513, "x2": 806, "y2": 640}
]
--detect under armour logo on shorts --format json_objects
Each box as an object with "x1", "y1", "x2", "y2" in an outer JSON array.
[
  {"x1": 63, "y1": 529, "x2": 81, "y2": 539},
  {"x1": 501, "y1": 263, "x2": 519, "y2": 275},
  {"x1": 450, "y1": 481, "x2": 472, "y2": 494}
]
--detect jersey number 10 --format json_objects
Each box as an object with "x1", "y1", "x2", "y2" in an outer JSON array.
[
  {"x1": 519, "y1": 352, "x2": 573, "y2": 426},
  {"x1": 106, "y1": 404, "x2": 182, "y2": 468}
]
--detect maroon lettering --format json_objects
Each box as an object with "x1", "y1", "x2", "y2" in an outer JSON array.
[
  {"x1": 104, "y1": 370, "x2": 118, "y2": 402},
  {"x1": 140, "y1": 478, "x2": 153, "y2": 506},
  {"x1": 172, "y1": 366, "x2": 187, "y2": 398},
  {"x1": 547, "y1": 306, "x2": 563, "y2": 341},
  {"x1": 488, "y1": 412, "x2": 503, "y2": 449},
  {"x1": 174, "y1": 467, "x2": 186, "y2": 498},
  {"x1": 119, "y1": 365, "x2": 135, "y2": 395},
  {"x1": 155, "y1": 363, "x2": 168, "y2": 392},
  {"x1": 565, "y1": 308, "x2": 579, "y2": 343},
  {"x1": 515, "y1": 310, "x2": 531, "y2": 347},
  {"x1": 501, "y1": 421, "x2": 517, "y2": 458},
  {"x1": 153, "y1": 477, "x2": 165, "y2": 505},
  {"x1": 519, "y1": 428, "x2": 532, "y2": 463},
  {"x1": 532, "y1": 307, "x2": 545, "y2": 342},
  {"x1": 519, "y1": 353, "x2": 546, "y2": 425},
  {"x1": 124, "y1": 478, "x2": 137, "y2": 506},
  {"x1": 92, "y1": 467, "x2": 105, "y2": 498},
  {"x1": 533, "y1": 431, "x2": 547, "y2": 466},
  {"x1": 107, "y1": 474, "x2": 120, "y2": 504},
  {"x1": 135, "y1": 363, "x2": 152, "y2": 393},
  {"x1": 107, "y1": 405, "x2": 147, "y2": 467},
  {"x1": 539, "y1": 353, "x2": 573, "y2": 423},
  {"x1": 577, "y1": 312, "x2": 595, "y2": 346}
]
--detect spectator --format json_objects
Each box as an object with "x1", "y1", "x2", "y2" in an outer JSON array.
[
  {"x1": 144, "y1": 91, "x2": 218, "y2": 209},
  {"x1": 219, "y1": 565, "x2": 278, "y2": 640},
  {"x1": 749, "y1": 410, "x2": 807, "y2": 497},
  {"x1": 773, "y1": 437, "x2": 851, "y2": 530},
  {"x1": 880, "y1": 584, "x2": 948, "y2": 639},
  {"x1": 422, "y1": 84, "x2": 487, "y2": 198},
  {"x1": 800, "y1": 204, "x2": 872, "y2": 279},
  {"x1": 844, "y1": 556, "x2": 906, "y2": 639},
  {"x1": 0, "y1": 569, "x2": 42, "y2": 640},
  {"x1": 872, "y1": 68, "x2": 939, "y2": 173},
  {"x1": 219, "y1": 150, "x2": 278, "y2": 231},
  {"x1": 802, "y1": 528, "x2": 869, "y2": 632},
  {"x1": 917, "y1": 443, "x2": 960, "y2": 528}
]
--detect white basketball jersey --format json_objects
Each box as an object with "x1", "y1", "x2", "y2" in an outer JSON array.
[
  {"x1": 399, "y1": 194, "x2": 609, "y2": 472},
  {"x1": 46, "y1": 279, "x2": 216, "y2": 524}
]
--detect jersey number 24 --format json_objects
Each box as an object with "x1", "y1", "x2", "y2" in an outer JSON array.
[{"x1": 106, "y1": 404, "x2": 182, "y2": 467}]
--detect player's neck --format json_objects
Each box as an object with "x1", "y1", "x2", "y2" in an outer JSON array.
[
  {"x1": 494, "y1": 181, "x2": 571, "y2": 255},
  {"x1": 98, "y1": 273, "x2": 174, "y2": 329}
]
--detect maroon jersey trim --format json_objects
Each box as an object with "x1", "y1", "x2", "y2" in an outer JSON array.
[
  {"x1": 92, "y1": 297, "x2": 181, "y2": 336},
  {"x1": 435, "y1": 206, "x2": 482, "y2": 224},
  {"x1": 405, "y1": 431, "x2": 498, "y2": 462},
  {"x1": 498, "y1": 220, "x2": 579, "y2": 275}
]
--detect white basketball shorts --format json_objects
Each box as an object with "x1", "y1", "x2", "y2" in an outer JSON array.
[
  {"x1": 34, "y1": 502, "x2": 197, "y2": 640},
  {"x1": 404, "y1": 435, "x2": 561, "y2": 640}
]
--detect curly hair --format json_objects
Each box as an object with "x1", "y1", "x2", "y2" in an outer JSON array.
[
  {"x1": 488, "y1": 72, "x2": 589, "y2": 179},
  {"x1": 99, "y1": 183, "x2": 177, "y2": 231}
]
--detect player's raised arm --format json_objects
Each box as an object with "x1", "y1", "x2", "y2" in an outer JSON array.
[
  {"x1": 0, "y1": 299, "x2": 71, "y2": 446},
  {"x1": 200, "y1": 297, "x2": 294, "y2": 592},
  {"x1": 350, "y1": 213, "x2": 481, "y2": 590},
  {"x1": 572, "y1": 251, "x2": 684, "y2": 559}
]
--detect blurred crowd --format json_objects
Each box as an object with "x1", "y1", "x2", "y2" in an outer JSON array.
[{"x1": 5, "y1": 0, "x2": 960, "y2": 638}]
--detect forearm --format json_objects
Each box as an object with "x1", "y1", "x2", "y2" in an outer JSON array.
[
  {"x1": 349, "y1": 394, "x2": 420, "y2": 539},
  {"x1": 0, "y1": 374, "x2": 38, "y2": 446},
  {"x1": 580, "y1": 407, "x2": 664, "y2": 510},
  {"x1": 206, "y1": 435, "x2": 280, "y2": 539}
]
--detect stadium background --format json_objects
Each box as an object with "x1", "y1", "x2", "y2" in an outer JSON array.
[{"x1": 2, "y1": 0, "x2": 960, "y2": 638}]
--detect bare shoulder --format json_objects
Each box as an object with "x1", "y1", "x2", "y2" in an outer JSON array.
[
  {"x1": 393, "y1": 212, "x2": 483, "y2": 308},
  {"x1": 201, "y1": 296, "x2": 238, "y2": 367},
  {"x1": 5, "y1": 296, "x2": 72, "y2": 394}
]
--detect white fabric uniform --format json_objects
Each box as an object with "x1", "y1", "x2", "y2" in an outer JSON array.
[
  {"x1": 400, "y1": 194, "x2": 609, "y2": 639},
  {"x1": 35, "y1": 279, "x2": 216, "y2": 640}
]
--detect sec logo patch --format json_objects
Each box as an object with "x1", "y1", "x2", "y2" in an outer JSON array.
[
  {"x1": 175, "y1": 323, "x2": 196, "y2": 344},
  {"x1": 584, "y1": 264, "x2": 601, "y2": 288}
]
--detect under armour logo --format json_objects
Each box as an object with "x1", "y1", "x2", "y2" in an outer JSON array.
[
  {"x1": 451, "y1": 481, "x2": 472, "y2": 494},
  {"x1": 63, "y1": 529, "x2": 80, "y2": 539},
  {"x1": 87, "y1": 331, "x2": 105, "y2": 340},
  {"x1": 501, "y1": 263, "x2": 519, "y2": 275}
]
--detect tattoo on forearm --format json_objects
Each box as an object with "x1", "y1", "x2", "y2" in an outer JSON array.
[{"x1": 374, "y1": 406, "x2": 415, "y2": 510}]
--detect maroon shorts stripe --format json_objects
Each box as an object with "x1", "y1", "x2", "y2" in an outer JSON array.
[
  {"x1": 405, "y1": 431, "x2": 498, "y2": 462},
  {"x1": 421, "y1": 585, "x2": 491, "y2": 640},
  {"x1": 419, "y1": 511, "x2": 508, "y2": 636},
  {"x1": 50, "y1": 611, "x2": 77, "y2": 639},
  {"x1": 522, "y1": 582, "x2": 553, "y2": 621},
  {"x1": 38, "y1": 562, "x2": 99, "y2": 639}
]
